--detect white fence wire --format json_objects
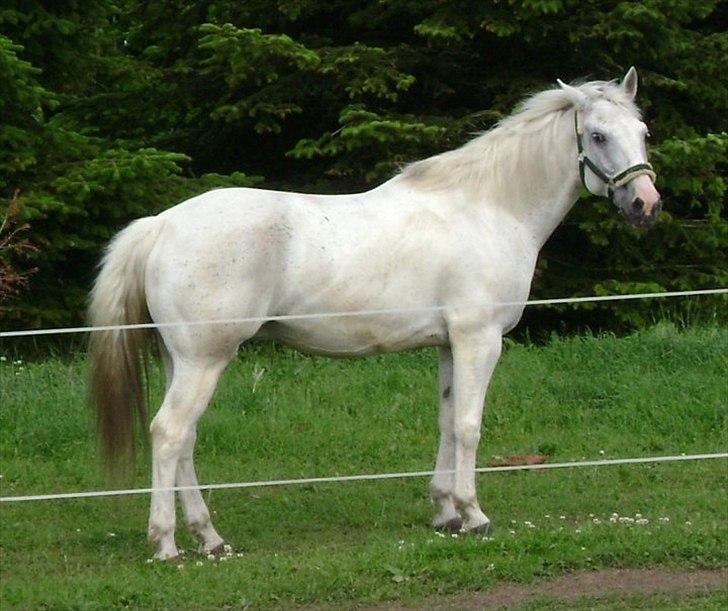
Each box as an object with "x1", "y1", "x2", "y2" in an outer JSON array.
[
  {"x1": 1, "y1": 287, "x2": 726, "y2": 505},
  {"x1": 1, "y1": 453, "x2": 727, "y2": 503},
  {"x1": 0, "y1": 288, "x2": 725, "y2": 338}
]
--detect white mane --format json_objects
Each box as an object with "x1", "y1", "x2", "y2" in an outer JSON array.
[{"x1": 400, "y1": 80, "x2": 640, "y2": 192}]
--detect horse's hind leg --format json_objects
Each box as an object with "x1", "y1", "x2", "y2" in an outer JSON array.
[
  {"x1": 176, "y1": 428, "x2": 225, "y2": 554},
  {"x1": 148, "y1": 357, "x2": 228, "y2": 560},
  {"x1": 159, "y1": 344, "x2": 223, "y2": 552}
]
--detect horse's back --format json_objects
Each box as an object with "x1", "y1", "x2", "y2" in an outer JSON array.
[{"x1": 143, "y1": 184, "x2": 457, "y2": 355}]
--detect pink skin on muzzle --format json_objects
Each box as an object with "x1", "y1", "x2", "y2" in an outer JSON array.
[{"x1": 631, "y1": 174, "x2": 661, "y2": 217}]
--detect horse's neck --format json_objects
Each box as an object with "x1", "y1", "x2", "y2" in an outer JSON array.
[{"x1": 481, "y1": 111, "x2": 582, "y2": 250}]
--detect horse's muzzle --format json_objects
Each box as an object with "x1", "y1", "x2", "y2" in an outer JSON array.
[{"x1": 623, "y1": 197, "x2": 662, "y2": 229}]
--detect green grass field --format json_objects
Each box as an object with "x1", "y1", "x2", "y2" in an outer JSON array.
[{"x1": 1, "y1": 323, "x2": 726, "y2": 609}]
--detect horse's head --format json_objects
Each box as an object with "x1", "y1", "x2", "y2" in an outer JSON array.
[{"x1": 558, "y1": 67, "x2": 661, "y2": 229}]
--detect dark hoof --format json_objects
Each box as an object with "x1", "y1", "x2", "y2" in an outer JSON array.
[
  {"x1": 468, "y1": 521, "x2": 493, "y2": 536},
  {"x1": 434, "y1": 517, "x2": 463, "y2": 533},
  {"x1": 206, "y1": 542, "x2": 233, "y2": 558}
]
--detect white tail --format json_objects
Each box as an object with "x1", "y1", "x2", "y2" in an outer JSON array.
[{"x1": 88, "y1": 216, "x2": 163, "y2": 476}]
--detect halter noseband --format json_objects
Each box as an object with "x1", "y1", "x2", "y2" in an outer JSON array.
[{"x1": 574, "y1": 112, "x2": 656, "y2": 198}]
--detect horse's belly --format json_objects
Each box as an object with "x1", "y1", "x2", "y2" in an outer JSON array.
[{"x1": 256, "y1": 316, "x2": 448, "y2": 356}]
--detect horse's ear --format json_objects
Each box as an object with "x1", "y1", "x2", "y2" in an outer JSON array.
[
  {"x1": 557, "y1": 78, "x2": 587, "y2": 108},
  {"x1": 620, "y1": 66, "x2": 638, "y2": 100}
]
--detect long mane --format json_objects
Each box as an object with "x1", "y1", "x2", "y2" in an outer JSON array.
[{"x1": 400, "y1": 80, "x2": 640, "y2": 192}]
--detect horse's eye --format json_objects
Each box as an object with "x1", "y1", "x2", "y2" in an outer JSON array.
[{"x1": 591, "y1": 132, "x2": 606, "y2": 144}]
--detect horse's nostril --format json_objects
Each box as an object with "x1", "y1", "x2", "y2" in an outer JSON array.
[{"x1": 632, "y1": 198, "x2": 644, "y2": 212}]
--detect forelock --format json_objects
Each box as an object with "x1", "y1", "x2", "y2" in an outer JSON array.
[{"x1": 499, "y1": 79, "x2": 641, "y2": 132}]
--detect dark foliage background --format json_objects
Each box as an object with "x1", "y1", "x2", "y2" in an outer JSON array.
[{"x1": 1, "y1": 0, "x2": 725, "y2": 333}]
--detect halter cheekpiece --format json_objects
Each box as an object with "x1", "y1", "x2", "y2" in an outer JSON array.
[{"x1": 574, "y1": 112, "x2": 656, "y2": 198}]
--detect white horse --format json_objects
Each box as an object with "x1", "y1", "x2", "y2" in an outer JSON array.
[{"x1": 89, "y1": 68, "x2": 660, "y2": 560}]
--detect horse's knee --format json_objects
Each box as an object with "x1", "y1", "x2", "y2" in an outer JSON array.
[{"x1": 454, "y1": 422, "x2": 481, "y2": 449}]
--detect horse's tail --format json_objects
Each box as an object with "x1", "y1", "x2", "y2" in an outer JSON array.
[{"x1": 88, "y1": 216, "x2": 163, "y2": 477}]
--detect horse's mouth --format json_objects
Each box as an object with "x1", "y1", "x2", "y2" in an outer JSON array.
[{"x1": 621, "y1": 202, "x2": 662, "y2": 230}]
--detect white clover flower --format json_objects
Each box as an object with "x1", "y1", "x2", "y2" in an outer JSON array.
[
  {"x1": 195, "y1": 561, "x2": 204, "y2": 566},
  {"x1": 509, "y1": 529, "x2": 516, "y2": 535},
  {"x1": 575, "y1": 528, "x2": 582, "y2": 534},
  {"x1": 207, "y1": 553, "x2": 216, "y2": 561},
  {"x1": 236, "y1": 552, "x2": 244, "y2": 558},
  {"x1": 559, "y1": 515, "x2": 566, "y2": 520},
  {"x1": 486, "y1": 563, "x2": 495, "y2": 570},
  {"x1": 609, "y1": 517, "x2": 618, "y2": 523},
  {"x1": 685, "y1": 521, "x2": 692, "y2": 526},
  {"x1": 592, "y1": 518, "x2": 601, "y2": 524},
  {"x1": 635, "y1": 513, "x2": 642, "y2": 518},
  {"x1": 658, "y1": 517, "x2": 670, "y2": 523},
  {"x1": 106, "y1": 532, "x2": 116, "y2": 537},
  {"x1": 145, "y1": 558, "x2": 154, "y2": 564},
  {"x1": 544, "y1": 514, "x2": 550, "y2": 518},
  {"x1": 177, "y1": 564, "x2": 184, "y2": 570},
  {"x1": 636, "y1": 518, "x2": 649, "y2": 525},
  {"x1": 0, "y1": 356, "x2": 7, "y2": 362}
]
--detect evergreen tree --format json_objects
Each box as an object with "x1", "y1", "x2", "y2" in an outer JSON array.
[{"x1": 1, "y1": 1, "x2": 725, "y2": 330}]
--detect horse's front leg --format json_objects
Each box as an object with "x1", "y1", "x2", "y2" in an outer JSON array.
[
  {"x1": 430, "y1": 346, "x2": 462, "y2": 531},
  {"x1": 449, "y1": 325, "x2": 502, "y2": 532}
]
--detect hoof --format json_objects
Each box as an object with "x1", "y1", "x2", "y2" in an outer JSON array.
[
  {"x1": 206, "y1": 542, "x2": 233, "y2": 559},
  {"x1": 465, "y1": 521, "x2": 492, "y2": 536},
  {"x1": 163, "y1": 554, "x2": 181, "y2": 564},
  {"x1": 434, "y1": 517, "x2": 463, "y2": 533}
]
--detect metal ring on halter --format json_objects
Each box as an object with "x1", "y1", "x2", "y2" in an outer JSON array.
[{"x1": 574, "y1": 112, "x2": 656, "y2": 198}]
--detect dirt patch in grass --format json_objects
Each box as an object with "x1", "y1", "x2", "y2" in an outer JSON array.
[{"x1": 367, "y1": 568, "x2": 728, "y2": 610}]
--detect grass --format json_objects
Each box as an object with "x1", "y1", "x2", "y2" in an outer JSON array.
[{"x1": 1, "y1": 322, "x2": 726, "y2": 608}]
